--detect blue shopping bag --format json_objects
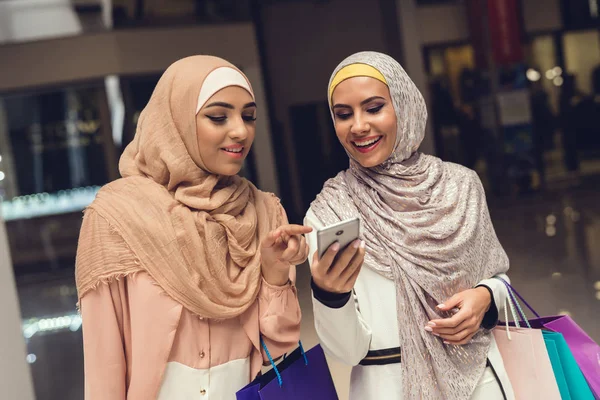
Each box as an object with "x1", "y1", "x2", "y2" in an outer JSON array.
[
  {"x1": 236, "y1": 340, "x2": 338, "y2": 400},
  {"x1": 543, "y1": 331, "x2": 595, "y2": 400}
]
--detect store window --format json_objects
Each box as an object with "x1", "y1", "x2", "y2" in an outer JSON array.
[{"x1": 0, "y1": 81, "x2": 116, "y2": 400}]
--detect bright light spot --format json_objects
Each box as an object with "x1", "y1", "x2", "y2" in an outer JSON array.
[
  {"x1": 26, "y1": 354, "x2": 37, "y2": 364},
  {"x1": 526, "y1": 69, "x2": 541, "y2": 82},
  {"x1": 23, "y1": 325, "x2": 37, "y2": 339},
  {"x1": 596, "y1": 291, "x2": 600, "y2": 301},
  {"x1": 69, "y1": 315, "x2": 83, "y2": 332},
  {"x1": 594, "y1": 281, "x2": 600, "y2": 291},
  {"x1": 546, "y1": 214, "x2": 557, "y2": 225},
  {"x1": 552, "y1": 272, "x2": 562, "y2": 280},
  {"x1": 558, "y1": 309, "x2": 571, "y2": 316},
  {"x1": 553, "y1": 66, "x2": 563, "y2": 76},
  {"x1": 546, "y1": 70, "x2": 556, "y2": 80},
  {"x1": 553, "y1": 76, "x2": 564, "y2": 86},
  {"x1": 21, "y1": 313, "x2": 82, "y2": 339},
  {"x1": 0, "y1": 171, "x2": 5, "y2": 181},
  {"x1": 0, "y1": 155, "x2": 3, "y2": 162},
  {"x1": 546, "y1": 226, "x2": 557, "y2": 237}
]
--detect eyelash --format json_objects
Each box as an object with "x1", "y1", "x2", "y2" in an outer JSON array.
[
  {"x1": 335, "y1": 104, "x2": 384, "y2": 120},
  {"x1": 206, "y1": 115, "x2": 257, "y2": 124},
  {"x1": 368, "y1": 105, "x2": 384, "y2": 114}
]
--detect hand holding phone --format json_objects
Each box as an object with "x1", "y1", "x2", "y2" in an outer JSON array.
[
  {"x1": 311, "y1": 218, "x2": 365, "y2": 294},
  {"x1": 317, "y1": 218, "x2": 360, "y2": 258}
]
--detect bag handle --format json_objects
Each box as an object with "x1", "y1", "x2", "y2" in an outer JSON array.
[
  {"x1": 494, "y1": 276, "x2": 540, "y2": 318},
  {"x1": 499, "y1": 280, "x2": 521, "y2": 339},
  {"x1": 260, "y1": 339, "x2": 308, "y2": 387},
  {"x1": 494, "y1": 277, "x2": 534, "y2": 330}
]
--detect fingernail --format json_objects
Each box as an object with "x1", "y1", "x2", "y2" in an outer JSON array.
[
  {"x1": 427, "y1": 322, "x2": 436, "y2": 327},
  {"x1": 331, "y1": 243, "x2": 340, "y2": 252},
  {"x1": 433, "y1": 332, "x2": 440, "y2": 337},
  {"x1": 444, "y1": 341, "x2": 451, "y2": 345},
  {"x1": 437, "y1": 304, "x2": 445, "y2": 309},
  {"x1": 424, "y1": 326, "x2": 433, "y2": 332},
  {"x1": 353, "y1": 240, "x2": 360, "y2": 249},
  {"x1": 360, "y1": 240, "x2": 366, "y2": 249}
]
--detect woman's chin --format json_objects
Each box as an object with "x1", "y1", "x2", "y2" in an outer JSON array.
[{"x1": 350, "y1": 149, "x2": 389, "y2": 168}]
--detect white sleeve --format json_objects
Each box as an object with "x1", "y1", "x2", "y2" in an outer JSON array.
[
  {"x1": 304, "y1": 209, "x2": 372, "y2": 366},
  {"x1": 477, "y1": 273, "x2": 510, "y2": 322}
]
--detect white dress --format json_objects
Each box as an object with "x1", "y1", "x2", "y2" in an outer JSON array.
[{"x1": 305, "y1": 208, "x2": 515, "y2": 400}]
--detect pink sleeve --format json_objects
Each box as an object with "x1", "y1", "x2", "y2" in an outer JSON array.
[
  {"x1": 80, "y1": 281, "x2": 128, "y2": 400},
  {"x1": 258, "y1": 279, "x2": 302, "y2": 362}
]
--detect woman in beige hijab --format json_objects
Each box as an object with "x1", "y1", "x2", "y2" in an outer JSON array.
[{"x1": 75, "y1": 55, "x2": 310, "y2": 399}]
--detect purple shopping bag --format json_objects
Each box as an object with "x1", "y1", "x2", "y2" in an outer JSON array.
[
  {"x1": 236, "y1": 341, "x2": 339, "y2": 400},
  {"x1": 499, "y1": 278, "x2": 600, "y2": 399}
]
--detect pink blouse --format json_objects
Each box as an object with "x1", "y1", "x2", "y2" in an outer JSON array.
[{"x1": 79, "y1": 212, "x2": 301, "y2": 400}]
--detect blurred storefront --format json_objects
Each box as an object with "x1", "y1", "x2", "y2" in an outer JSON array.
[{"x1": 423, "y1": 0, "x2": 600, "y2": 194}]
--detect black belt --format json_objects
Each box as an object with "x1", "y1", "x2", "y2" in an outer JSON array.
[
  {"x1": 359, "y1": 347, "x2": 401, "y2": 366},
  {"x1": 359, "y1": 350, "x2": 507, "y2": 400}
]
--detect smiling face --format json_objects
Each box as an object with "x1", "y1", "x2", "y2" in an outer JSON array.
[
  {"x1": 331, "y1": 76, "x2": 397, "y2": 168},
  {"x1": 195, "y1": 85, "x2": 257, "y2": 176}
]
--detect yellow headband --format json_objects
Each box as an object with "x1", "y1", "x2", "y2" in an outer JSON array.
[{"x1": 329, "y1": 63, "x2": 388, "y2": 102}]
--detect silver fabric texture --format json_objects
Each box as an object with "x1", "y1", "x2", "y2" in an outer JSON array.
[{"x1": 311, "y1": 51, "x2": 509, "y2": 399}]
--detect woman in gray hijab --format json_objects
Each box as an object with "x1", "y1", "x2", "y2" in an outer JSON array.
[{"x1": 305, "y1": 51, "x2": 515, "y2": 399}]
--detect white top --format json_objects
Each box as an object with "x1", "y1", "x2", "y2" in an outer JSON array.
[
  {"x1": 158, "y1": 358, "x2": 250, "y2": 399},
  {"x1": 305, "y1": 208, "x2": 515, "y2": 400}
]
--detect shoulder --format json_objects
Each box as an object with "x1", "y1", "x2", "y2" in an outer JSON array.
[
  {"x1": 89, "y1": 176, "x2": 171, "y2": 217},
  {"x1": 438, "y1": 159, "x2": 481, "y2": 186},
  {"x1": 251, "y1": 187, "x2": 285, "y2": 218},
  {"x1": 321, "y1": 170, "x2": 348, "y2": 190},
  {"x1": 241, "y1": 178, "x2": 288, "y2": 228},
  {"x1": 238, "y1": 177, "x2": 281, "y2": 206},
  {"x1": 96, "y1": 176, "x2": 168, "y2": 199},
  {"x1": 437, "y1": 157, "x2": 474, "y2": 175},
  {"x1": 312, "y1": 170, "x2": 349, "y2": 204}
]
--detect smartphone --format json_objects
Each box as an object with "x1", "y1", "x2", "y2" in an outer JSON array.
[{"x1": 317, "y1": 217, "x2": 360, "y2": 259}]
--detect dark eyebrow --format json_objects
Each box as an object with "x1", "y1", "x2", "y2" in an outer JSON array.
[
  {"x1": 204, "y1": 101, "x2": 257, "y2": 110},
  {"x1": 205, "y1": 101, "x2": 234, "y2": 109},
  {"x1": 332, "y1": 96, "x2": 386, "y2": 109}
]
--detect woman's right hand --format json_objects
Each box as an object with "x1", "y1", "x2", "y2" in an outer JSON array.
[{"x1": 310, "y1": 240, "x2": 365, "y2": 293}]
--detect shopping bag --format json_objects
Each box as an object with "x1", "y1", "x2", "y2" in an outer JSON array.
[
  {"x1": 497, "y1": 277, "x2": 599, "y2": 399},
  {"x1": 236, "y1": 340, "x2": 338, "y2": 400},
  {"x1": 544, "y1": 336, "x2": 572, "y2": 399},
  {"x1": 493, "y1": 326, "x2": 562, "y2": 399},
  {"x1": 543, "y1": 331, "x2": 595, "y2": 399}
]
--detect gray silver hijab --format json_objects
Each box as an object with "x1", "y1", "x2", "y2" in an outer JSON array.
[{"x1": 311, "y1": 51, "x2": 509, "y2": 399}]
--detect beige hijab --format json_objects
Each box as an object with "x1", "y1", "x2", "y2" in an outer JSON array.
[{"x1": 76, "y1": 55, "x2": 283, "y2": 319}]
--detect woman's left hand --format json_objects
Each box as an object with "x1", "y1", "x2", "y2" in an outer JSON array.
[
  {"x1": 425, "y1": 287, "x2": 492, "y2": 345},
  {"x1": 261, "y1": 224, "x2": 312, "y2": 285}
]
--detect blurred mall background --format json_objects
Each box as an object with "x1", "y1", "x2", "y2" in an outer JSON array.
[{"x1": 0, "y1": 0, "x2": 599, "y2": 399}]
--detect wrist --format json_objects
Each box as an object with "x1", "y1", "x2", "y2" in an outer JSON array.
[
  {"x1": 262, "y1": 262, "x2": 290, "y2": 286},
  {"x1": 475, "y1": 286, "x2": 492, "y2": 312}
]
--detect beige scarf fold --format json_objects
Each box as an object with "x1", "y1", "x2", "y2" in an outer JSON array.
[{"x1": 76, "y1": 55, "x2": 282, "y2": 319}]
